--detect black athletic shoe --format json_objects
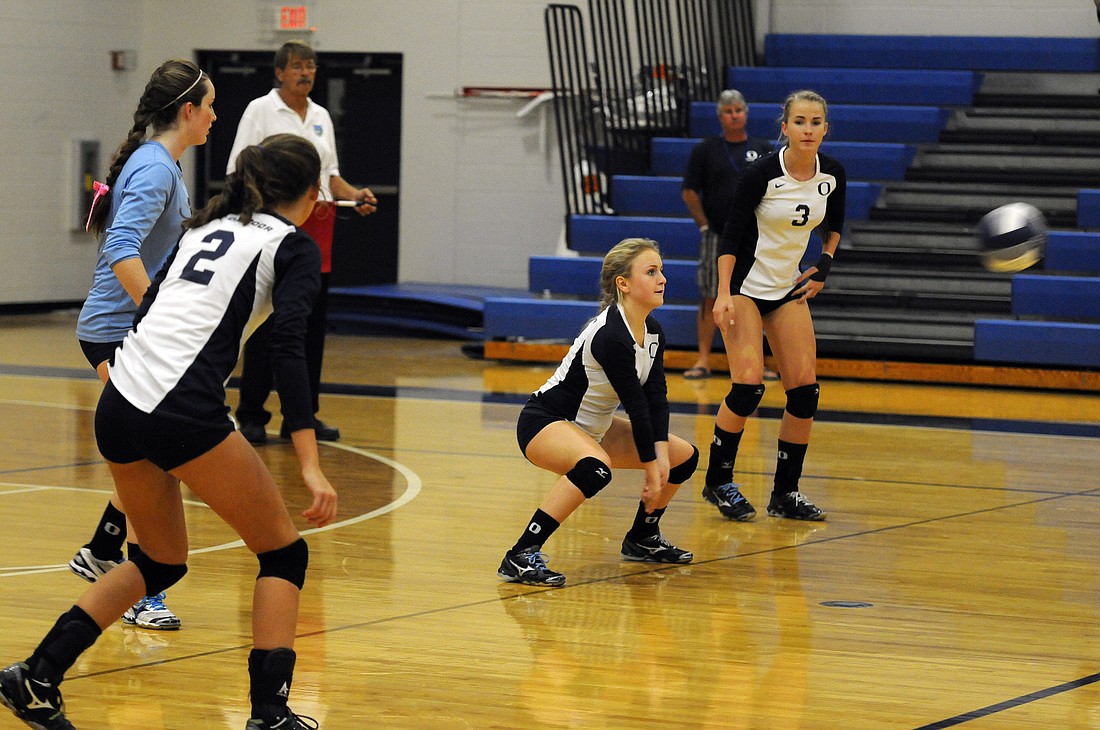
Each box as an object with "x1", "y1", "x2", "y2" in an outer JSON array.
[
  {"x1": 0, "y1": 662, "x2": 75, "y2": 730},
  {"x1": 767, "y1": 491, "x2": 827, "y2": 521},
  {"x1": 245, "y1": 706, "x2": 319, "y2": 729},
  {"x1": 497, "y1": 546, "x2": 566, "y2": 586},
  {"x1": 621, "y1": 533, "x2": 693, "y2": 564},
  {"x1": 701, "y1": 482, "x2": 756, "y2": 521}
]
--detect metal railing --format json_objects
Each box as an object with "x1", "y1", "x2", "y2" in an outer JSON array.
[{"x1": 545, "y1": 0, "x2": 756, "y2": 235}]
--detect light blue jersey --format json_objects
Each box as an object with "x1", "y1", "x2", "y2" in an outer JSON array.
[{"x1": 76, "y1": 141, "x2": 190, "y2": 343}]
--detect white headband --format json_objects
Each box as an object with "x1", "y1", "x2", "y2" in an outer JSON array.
[{"x1": 158, "y1": 69, "x2": 205, "y2": 111}]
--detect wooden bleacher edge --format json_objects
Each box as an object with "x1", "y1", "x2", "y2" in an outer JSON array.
[{"x1": 483, "y1": 341, "x2": 1100, "y2": 392}]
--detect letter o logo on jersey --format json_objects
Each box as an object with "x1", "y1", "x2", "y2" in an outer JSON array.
[
  {"x1": 649, "y1": 342, "x2": 659, "y2": 358},
  {"x1": 746, "y1": 150, "x2": 760, "y2": 162},
  {"x1": 818, "y1": 181, "x2": 832, "y2": 196}
]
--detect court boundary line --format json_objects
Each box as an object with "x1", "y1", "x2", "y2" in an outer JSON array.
[{"x1": 0, "y1": 442, "x2": 421, "y2": 578}]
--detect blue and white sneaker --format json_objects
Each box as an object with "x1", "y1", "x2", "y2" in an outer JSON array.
[
  {"x1": 497, "y1": 546, "x2": 566, "y2": 587},
  {"x1": 701, "y1": 482, "x2": 756, "y2": 521},
  {"x1": 122, "y1": 593, "x2": 181, "y2": 630}
]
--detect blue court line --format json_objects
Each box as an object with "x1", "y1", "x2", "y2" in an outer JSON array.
[
  {"x1": 2, "y1": 365, "x2": 1096, "y2": 439},
  {"x1": 914, "y1": 671, "x2": 1100, "y2": 728},
  {"x1": 321, "y1": 381, "x2": 1100, "y2": 439}
]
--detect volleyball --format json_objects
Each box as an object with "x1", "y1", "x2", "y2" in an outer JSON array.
[{"x1": 975, "y1": 202, "x2": 1047, "y2": 273}]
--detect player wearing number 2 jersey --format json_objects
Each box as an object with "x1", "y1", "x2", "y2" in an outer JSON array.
[
  {"x1": 1, "y1": 135, "x2": 336, "y2": 730},
  {"x1": 702, "y1": 90, "x2": 845, "y2": 525},
  {"x1": 110, "y1": 204, "x2": 318, "y2": 431}
]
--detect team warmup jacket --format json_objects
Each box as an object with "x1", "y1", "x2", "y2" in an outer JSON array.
[
  {"x1": 533, "y1": 304, "x2": 670, "y2": 463},
  {"x1": 719, "y1": 149, "x2": 846, "y2": 300},
  {"x1": 108, "y1": 211, "x2": 321, "y2": 432}
]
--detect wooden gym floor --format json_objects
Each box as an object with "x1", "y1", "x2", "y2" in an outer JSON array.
[{"x1": 2, "y1": 310, "x2": 1100, "y2": 729}]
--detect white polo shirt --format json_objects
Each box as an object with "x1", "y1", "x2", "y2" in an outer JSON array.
[{"x1": 226, "y1": 88, "x2": 340, "y2": 200}]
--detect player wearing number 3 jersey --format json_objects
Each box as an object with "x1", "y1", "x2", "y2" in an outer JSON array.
[
  {"x1": 701, "y1": 90, "x2": 845, "y2": 524},
  {"x1": 722, "y1": 143, "x2": 845, "y2": 300}
]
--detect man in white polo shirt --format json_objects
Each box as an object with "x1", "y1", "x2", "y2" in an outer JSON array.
[{"x1": 227, "y1": 40, "x2": 377, "y2": 444}]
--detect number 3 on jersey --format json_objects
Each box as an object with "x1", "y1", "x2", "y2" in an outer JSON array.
[
  {"x1": 181, "y1": 230, "x2": 235, "y2": 285},
  {"x1": 792, "y1": 204, "x2": 810, "y2": 227}
]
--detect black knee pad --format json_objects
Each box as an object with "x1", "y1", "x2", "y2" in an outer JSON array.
[
  {"x1": 667, "y1": 445, "x2": 699, "y2": 484},
  {"x1": 129, "y1": 550, "x2": 188, "y2": 596},
  {"x1": 566, "y1": 457, "x2": 613, "y2": 498},
  {"x1": 785, "y1": 383, "x2": 820, "y2": 419},
  {"x1": 723, "y1": 383, "x2": 766, "y2": 417},
  {"x1": 257, "y1": 537, "x2": 309, "y2": 590}
]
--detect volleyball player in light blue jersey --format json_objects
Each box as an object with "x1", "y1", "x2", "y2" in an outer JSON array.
[{"x1": 70, "y1": 59, "x2": 216, "y2": 631}]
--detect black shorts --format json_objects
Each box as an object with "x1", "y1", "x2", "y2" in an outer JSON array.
[
  {"x1": 516, "y1": 396, "x2": 566, "y2": 457},
  {"x1": 746, "y1": 290, "x2": 801, "y2": 317},
  {"x1": 78, "y1": 339, "x2": 122, "y2": 371},
  {"x1": 95, "y1": 381, "x2": 233, "y2": 471}
]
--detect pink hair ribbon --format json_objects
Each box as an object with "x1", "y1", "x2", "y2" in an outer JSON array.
[{"x1": 85, "y1": 180, "x2": 110, "y2": 232}]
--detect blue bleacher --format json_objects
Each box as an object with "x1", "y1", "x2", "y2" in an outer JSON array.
[
  {"x1": 689, "y1": 101, "x2": 951, "y2": 144},
  {"x1": 1045, "y1": 232, "x2": 1100, "y2": 273},
  {"x1": 1010, "y1": 274, "x2": 1100, "y2": 319},
  {"x1": 765, "y1": 34, "x2": 1100, "y2": 72},
  {"x1": 651, "y1": 138, "x2": 916, "y2": 180},
  {"x1": 727, "y1": 67, "x2": 980, "y2": 106},
  {"x1": 483, "y1": 297, "x2": 702, "y2": 348},
  {"x1": 611, "y1": 175, "x2": 882, "y2": 220},
  {"x1": 973, "y1": 269, "x2": 1100, "y2": 367},
  {"x1": 974, "y1": 320, "x2": 1100, "y2": 368},
  {"x1": 486, "y1": 33, "x2": 1100, "y2": 371},
  {"x1": 1077, "y1": 189, "x2": 1100, "y2": 228},
  {"x1": 530, "y1": 256, "x2": 698, "y2": 301},
  {"x1": 570, "y1": 215, "x2": 698, "y2": 258}
]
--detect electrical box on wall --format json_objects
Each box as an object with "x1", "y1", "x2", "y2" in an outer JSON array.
[{"x1": 74, "y1": 140, "x2": 100, "y2": 234}]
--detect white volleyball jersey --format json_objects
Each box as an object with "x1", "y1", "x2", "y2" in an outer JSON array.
[
  {"x1": 534, "y1": 304, "x2": 669, "y2": 462},
  {"x1": 109, "y1": 211, "x2": 321, "y2": 429},
  {"x1": 719, "y1": 149, "x2": 846, "y2": 300}
]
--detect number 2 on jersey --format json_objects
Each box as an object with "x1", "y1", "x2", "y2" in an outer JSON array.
[{"x1": 180, "y1": 230, "x2": 235, "y2": 285}]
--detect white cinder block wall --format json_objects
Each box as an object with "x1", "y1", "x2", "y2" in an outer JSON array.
[{"x1": 1, "y1": 0, "x2": 1097, "y2": 304}]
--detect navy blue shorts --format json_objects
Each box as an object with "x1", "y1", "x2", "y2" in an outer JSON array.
[
  {"x1": 95, "y1": 381, "x2": 233, "y2": 472},
  {"x1": 78, "y1": 339, "x2": 122, "y2": 371},
  {"x1": 516, "y1": 396, "x2": 566, "y2": 457}
]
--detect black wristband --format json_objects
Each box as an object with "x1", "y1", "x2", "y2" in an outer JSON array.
[{"x1": 809, "y1": 252, "x2": 833, "y2": 282}]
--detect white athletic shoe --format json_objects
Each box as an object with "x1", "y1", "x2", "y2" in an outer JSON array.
[
  {"x1": 122, "y1": 593, "x2": 182, "y2": 630},
  {"x1": 68, "y1": 546, "x2": 124, "y2": 583}
]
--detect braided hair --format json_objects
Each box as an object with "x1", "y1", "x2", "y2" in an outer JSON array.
[
  {"x1": 186, "y1": 133, "x2": 320, "y2": 230},
  {"x1": 86, "y1": 59, "x2": 209, "y2": 237}
]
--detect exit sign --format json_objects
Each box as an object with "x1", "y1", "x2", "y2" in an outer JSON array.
[{"x1": 278, "y1": 5, "x2": 308, "y2": 30}]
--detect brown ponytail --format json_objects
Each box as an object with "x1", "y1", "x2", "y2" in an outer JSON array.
[{"x1": 186, "y1": 134, "x2": 320, "y2": 230}]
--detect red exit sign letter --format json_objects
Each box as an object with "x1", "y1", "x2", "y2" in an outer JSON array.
[{"x1": 278, "y1": 5, "x2": 308, "y2": 30}]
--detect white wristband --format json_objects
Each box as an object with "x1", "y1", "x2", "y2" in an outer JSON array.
[{"x1": 699, "y1": 224, "x2": 709, "y2": 233}]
